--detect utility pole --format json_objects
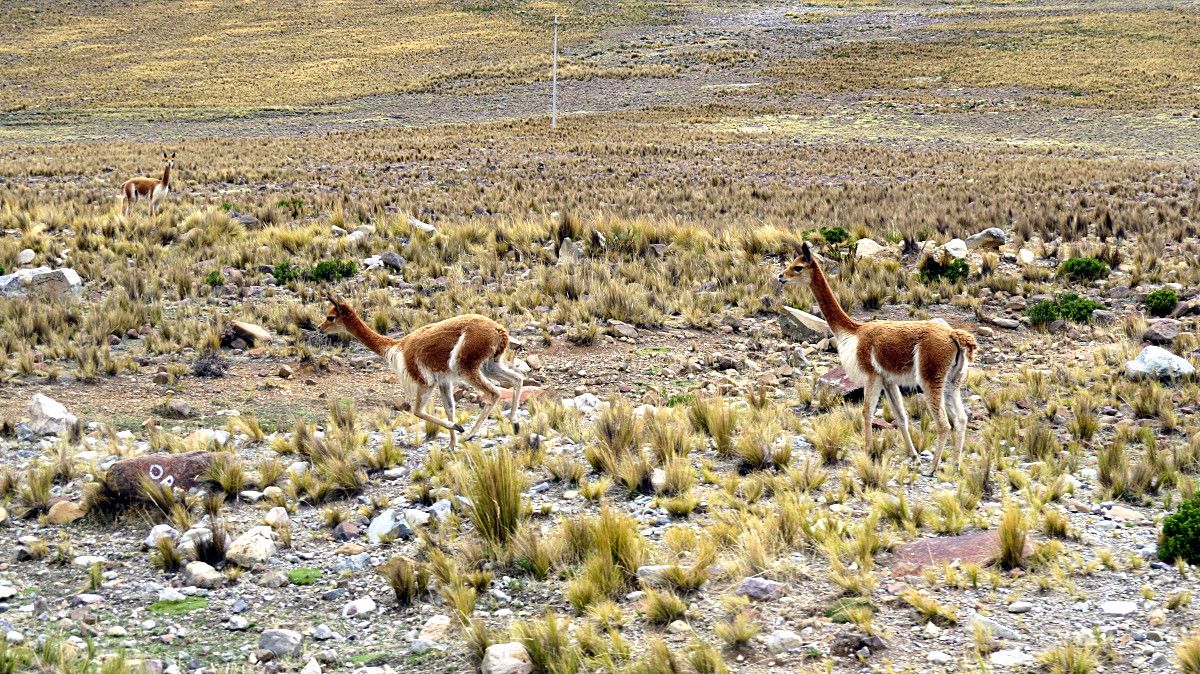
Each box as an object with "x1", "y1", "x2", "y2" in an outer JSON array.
[{"x1": 551, "y1": 15, "x2": 559, "y2": 129}]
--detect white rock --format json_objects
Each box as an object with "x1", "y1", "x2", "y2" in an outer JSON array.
[
  {"x1": 965, "y1": 228, "x2": 1006, "y2": 250},
  {"x1": 408, "y1": 215, "x2": 437, "y2": 235},
  {"x1": 1126, "y1": 345, "x2": 1195, "y2": 379},
  {"x1": 990, "y1": 649, "x2": 1033, "y2": 667},
  {"x1": 1017, "y1": 248, "x2": 1036, "y2": 265},
  {"x1": 0, "y1": 266, "x2": 83, "y2": 297},
  {"x1": 300, "y1": 659, "x2": 322, "y2": 674},
  {"x1": 17, "y1": 249, "x2": 35, "y2": 265},
  {"x1": 943, "y1": 238, "x2": 968, "y2": 259},
  {"x1": 928, "y1": 651, "x2": 953, "y2": 664},
  {"x1": 855, "y1": 238, "x2": 886, "y2": 259},
  {"x1": 182, "y1": 561, "x2": 224, "y2": 589},
  {"x1": 1101, "y1": 600, "x2": 1138, "y2": 616},
  {"x1": 264, "y1": 507, "x2": 289, "y2": 527},
  {"x1": 27, "y1": 394, "x2": 77, "y2": 436},
  {"x1": 227, "y1": 526, "x2": 277, "y2": 567},
  {"x1": 411, "y1": 614, "x2": 451, "y2": 652},
  {"x1": 765, "y1": 629, "x2": 803, "y2": 654},
  {"x1": 341, "y1": 596, "x2": 377, "y2": 618},
  {"x1": 1007, "y1": 601, "x2": 1033, "y2": 614},
  {"x1": 481, "y1": 642, "x2": 534, "y2": 674},
  {"x1": 145, "y1": 525, "x2": 180, "y2": 549}
]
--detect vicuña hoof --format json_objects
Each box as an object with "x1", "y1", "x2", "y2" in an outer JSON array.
[
  {"x1": 512, "y1": 421, "x2": 521, "y2": 434},
  {"x1": 453, "y1": 423, "x2": 466, "y2": 433}
]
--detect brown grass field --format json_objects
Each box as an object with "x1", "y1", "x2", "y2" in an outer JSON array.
[{"x1": 1, "y1": 1, "x2": 1199, "y2": 673}]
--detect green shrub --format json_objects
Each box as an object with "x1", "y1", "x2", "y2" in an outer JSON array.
[
  {"x1": 1158, "y1": 495, "x2": 1200, "y2": 565},
  {"x1": 919, "y1": 256, "x2": 969, "y2": 284},
  {"x1": 1145, "y1": 289, "x2": 1179, "y2": 318},
  {"x1": 1027, "y1": 293, "x2": 1103, "y2": 325},
  {"x1": 1055, "y1": 293, "x2": 1103, "y2": 323},
  {"x1": 204, "y1": 270, "x2": 224, "y2": 287},
  {"x1": 1058, "y1": 257, "x2": 1109, "y2": 282},
  {"x1": 288, "y1": 567, "x2": 322, "y2": 585},
  {"x1": 274, "y1": 261, "x2": 302, "y2": 284},
  {"x1": 0, "y1": 264, "x2": 5, "y2": 276},
  {"x1": 307, "y1": 259, "x2": 358, "y2": 282},
  {"x1": 1027, "y1": 301, "x2": 1059, "y2": 325},
  {"x1": 820, "y1": 226, "x2": 850, "y2": 245}
]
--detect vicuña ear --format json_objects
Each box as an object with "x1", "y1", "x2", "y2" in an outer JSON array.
[
  {"x1": 163, "y1": 151, "x2": 168, "y2": 159},
  {"x1": 800, "y1": 241, "x2": 814, "y2": 261},
  {"x1": 170, "y1": 152, "x2": 176, "y2": 159}
]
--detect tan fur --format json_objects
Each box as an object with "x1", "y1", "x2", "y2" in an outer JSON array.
[
  {"x1": 122, "y1": 152, "x2": 174, "y2": 217},
  {"x1": 781, "y1": 242, "x2": 978, "y2": 475},
  {"x1": 318, "y1": 298, "x2": 524, "y2": 450}
]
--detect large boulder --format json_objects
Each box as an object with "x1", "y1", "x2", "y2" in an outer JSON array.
[
  {"x1": 481, "y1": 643, "x2": 534, "y2": 674},
  {"x1": 0, "y1": 266, "x2": 83, "y2": 297},
  {"x1": 27, "y1": 394, "x2": 77, "y2": 436},
  {"x1": 965, "y1": 228, "x2": 1006, "y2": 250},
  {"x1": 105, "y1": 451, "x2": 214, "y2": 498},
  {"x1": 854, "y1": 238, "x2": 888, "y2": 260},
  {"x1": 779, "y1": 306, "x2": 829, "y2": 342},
  {"x1": 1144, "y1": 319, "x2": 1180, "y2": 345},
  {"x1": 889, "y1": 531, "x2": 1032, "y2": 578},
  {"x1": 1125, "y1": 345, "x2": 1195, "y2": 379},
  {"x1": 228, "y1": 526, "x2": 277, "y2": 568}
]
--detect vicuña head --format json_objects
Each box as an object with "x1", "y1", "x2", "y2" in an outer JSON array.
[
  {"x1": 318, "y1": 292, "x2": 525, "y2": 449},
  {"x1": 779, "y1": 239, "x2": 978, "y2": 476},
  {"x1": 121, "y1": 151, "x2": 175, "y2": 218}
]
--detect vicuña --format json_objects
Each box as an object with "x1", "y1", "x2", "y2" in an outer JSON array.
[
  {"x1": 318, "y1": 295, "x2": 524, "y2": 449},
  {"x1": 781, "y1": 242, "x2": 978, "y2": 474},
  {"x1": 122, "y1": 151, "x2": 174, "y2": 217}
]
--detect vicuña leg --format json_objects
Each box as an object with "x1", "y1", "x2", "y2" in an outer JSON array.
[
  {"x1": 861, "y1": 376, "x2": 883, "y2": 453},
  {"x1": 948, "y1": 386, "x2": 968, "y2": 470},
  {"x1": 485, "y1": 361, "x2": 525, "y2": 430},
  {"x1": 884, "y1": 383, "x2": 917, "y2": 460},
  {"x1": 462, "y1": 370, "x2": 502, "y2": 441},
  {"x1": 924, "y1": 384, "x2": 951, "y2": 476},
  {"x1": 411, "y1": 386, "x2": 465, "y2": 434},
  {"x1": 438, "y1": 381, "x2": 459, "y2": 450}
]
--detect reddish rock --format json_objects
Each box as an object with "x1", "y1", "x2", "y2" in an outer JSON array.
[
  {"x1": 814, "y1": 366, "x2": 863, "y2": 401},
  {"x1": 105, "y1": 451, "x2": 214, "y2": 498},
  {"x1": 888, "y1": 531, "x2": 1033, "y2": 578},
  {"x1": 332, "y1": 522, "x2": 360, "y2": 541}
]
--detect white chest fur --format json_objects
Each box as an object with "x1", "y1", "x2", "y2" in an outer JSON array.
[{"x1": 152, "y1": 183, "x2": 168, "y2": 200}]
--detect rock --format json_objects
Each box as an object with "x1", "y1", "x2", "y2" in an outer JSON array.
[
  {"x1": 1007, "y1": 601, "x2": 1033, "y2": 614},
  {"x1": 166, "y1": 399, "x2": 197, "y2": 419},
  {"x1": 1106, "y1": 505, "x2": 1144, "y2": 522},
  {"x1": 765, "y1": 629, "x2": 804, "y2": 654},
  {"x1": 969, "y1": 610, "x2": 1021, "y2": 641},
  {"x1": 610, "y1": 321, "x2": 638, "y2": 339},
  {"x1": 1017, "y1": 248, "x2": 1036, "y2": 265},
  {"x1": 990, "y1": 649, "x2": 1033, "y2": 667},
  {"x1": 481, "y1": 642, "x2": 534, "y2": 674},
  {"x1": 988, "y1": 316, "x2": 1021, "y2": 330},
  {"x1": 17, "y1": 249, "x2": 35, "y2": 265},
  {"x1": 144, "y1": 525, "x2": 180, "y2": 548},
  {"x1": 943, "y1": 238, "x2": 968, "y2": 259},
  {"x1": 227, "y1": 526, "x2": 277, "y2": 567},
  {"x1": 225, "y1": 321, "x2": 271, "y2": 346},
  {"x1": 1125, "y1": 345, "x2": 1195, "y2": 379},
  {"x1": 47, "y1": 500, "x2": 87, "y2": 524},
  {"x1": 635, "y1": 565, "x2": 674, "y2": 586},
  {"x1": 890, "y1": 531, "x2": 1032, "y2": 578},
  {"x1": 734, "y1": 577, "x2": 786, "y2": 601},
  {"x1": 264, "y1": 507, "x2": 290, "y2": 527},
  {"x1": 183, "y1": 561, "x2": 224, "y2": 589},
  {"x1": 966, "y1": 228, "x2": 1006, "y2": 250},
  {"x1": 259, "y1": 629, "x2": 303, "y2": 659},
  {"x1": 666, "y1": 620, "x2": 691, "y2": 634},
  {"x1": 815, "y1": 366, "x2": 863, "y2": 401},
  {"x1": 408, "y1": 215, "x2": 437, "y2": 235},
  {"x1": 1090, "y1": 309, "x2": 1118, "y2": 325},
  {"x1": 1144, "y1": 319, "x2": 1180, "y2": 345},
  {"x1": 105, "y1": 451, "x2": 214, "y2": 497},
  {"x1": 341, "y1": 596, "x2": 377, "y2": 618},
  {"x1": 27, "y1": 394, "x2": 77, "y2": 436},
  {"x1": 779, "y1": 306, "x2": 829, "y2": 342},
  {"x1": 231, "y1": 212, "x2": 260, "y2": 228},
  {"x1": 928, "y1": 651, "x2": 953, "y2": 664},
  {"x1": 258, "y1": 570, "x2": 289, "y2": 588},
  {"x1": 557, "y1": 238, "x2": 583, "y2": 263},
  {"x1": 831, "y1": 631, "x2": 886, "y2": 657},
  {"x1": 0, "y1": 266, "x2": 83, "y2": 297},
  {"x1": 1100, "y1": 600, "x2": 1137, "y2": 616},
  {"x1": 332, "y1": 522, "x2": 359, "y2": 541},
  {"x1": 277, "y1": 365, "x2": 293, "y2": 379},
  {"x1": 381, "y1": 252, "x2": 406, "y2": 271},
  {"x1": 855, "y1": 238, "x2": 889, "y2": 259},
  {"x1": 300, "y1": 659, "x2": 322, "y2": 674},
  {"x1": 367, "y1": 508, "x2": 413, "y2": 543},
  {"x1": 313, "y1": 624, "x2": 341, "y2": 641},
  {"x1": 412, "y1": 614, "x2": 452, "y2": 653}
]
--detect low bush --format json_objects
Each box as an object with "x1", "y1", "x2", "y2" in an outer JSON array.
[
  {"x1": 1159, "y1": 494, "x2": 1200, "y2": 566},
  {"x1": 1058, "y1": 257, "x2": 1109, "y2": 282},
  {"x1": 1027, "y1": 293, "x2": 1104, "y2": 325},
  {"x1": 307, "y1": 259, "x2": 358, "y2": 282},
  {"x1": 918, "y1": 256, "x2": 969, "y2": 283},
  {"x1": 1146, "y1": 288, "x2": 1179, "y2": 317}
]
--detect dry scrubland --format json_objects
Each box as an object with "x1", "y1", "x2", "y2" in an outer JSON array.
[{"x1": 1, "y1": 1, "x2": 1200, "y2": 674}]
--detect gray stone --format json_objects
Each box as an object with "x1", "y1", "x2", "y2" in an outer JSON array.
[
  {"x1": 1101, "y1": 600, "x2": 1137, "y2": 616},
  {"x1": 381, "y1": 252, "x2": 406, "y2": 271},
  {"x1": 481, "y1": 642, "x2": 534, "y2": 674},
  {"x1": 967, "y1": 611, "x2": 1022, "y2": 641},
  {"x1": 557, "y1": 238, "x2": 583, "y2": 264},
  {"x1": 1007, "y1": 601, "x2": 1032, "y2": 614},
  {"x1": 765, "y1": 629, "x2": 803, "y2": 654},
  {"x1": 0, "y1": 266, "x2": 83, "y2": 297},
  {"x1": 227, "y1": 526, "x2": 277, "y2": 567},
  {"x1": 408, "y1": 215, "x2": 437, "y2": 235},
  {"x1": 183, "y1": 561, "x2": 224, "y2": 589},
  {"x1": 259, "y1": 629, "x2": 303, "y2": 659},
  {"x1": 734, "y1": 577, "x2": 785, "y2": 601},
  {"x1": 779, "y1": 305, "x2": 829, "y2": 342},
  {"x1": 16, "y1": 249, "x2": 35, "y2": 265},
  {"x1": 367, "y1": 508, "x2": 413, "y2": 543},
  {"x1": 966, "y1": 228, "x2": 1006, "y2": 250},
  {"x1": 990, "y1": 650, "x2": 1033, "y2": 667},
  {"x1": 1126, "y1": 345, "x2": 1195, "y2": 379},
  {"x1": 27, "y1": 394, "x2": 76, "y2": 436},
  {"x1": 1144, "y1": 319, "x2": 1181, "y2": 345},
  {"x1": 943, "y1": 238, "x2": 968, "y2": 259}
]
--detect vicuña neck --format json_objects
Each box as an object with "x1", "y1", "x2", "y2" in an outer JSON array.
[
  {"x1": 161, "y1": 164, "x2": 171, "y2": 187},
  {"x1": 809, "y1": 260, "x2": 860, "y2": 336},
  {"x1": 340, "y1": 309, "x2": 399, "y2": 356}
]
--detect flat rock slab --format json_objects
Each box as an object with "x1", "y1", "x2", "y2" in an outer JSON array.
[
  {"x1": 815, "y1": 366, "x2": 863, "y2": 401},
  {"x1": 105, "y1": 451, "x2": 214, "y2": 498},
  {"x1": 889, "y1": 531, "x2": 1032, "y2": 578}
]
